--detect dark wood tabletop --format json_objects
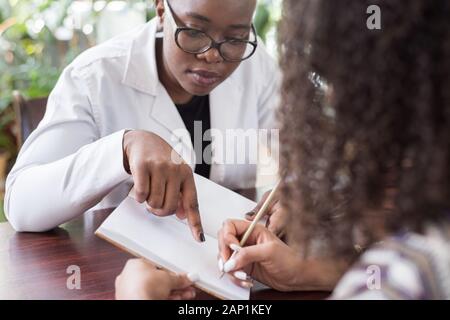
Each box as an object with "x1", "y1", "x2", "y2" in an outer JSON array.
[{"x1": 0, "y1": 208, "x2": 330, "y2": 300}]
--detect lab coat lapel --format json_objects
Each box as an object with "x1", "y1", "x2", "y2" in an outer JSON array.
[
  {"x1": 121, "y1": 19, "x2": 195, "y2": 165},
  {"x1": 209, "y1": 76, "x2": 244, "y2": 185},
  {"x1": 150, "y1": 85, "x2": 196, "y2": 167}
]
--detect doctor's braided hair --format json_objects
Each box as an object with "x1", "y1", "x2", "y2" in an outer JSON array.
[{"x1": 278, "y1": 0, "x2": 450, "y2": 258}]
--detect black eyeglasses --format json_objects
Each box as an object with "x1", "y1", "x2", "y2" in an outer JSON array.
[{"x1": 165, "y1": 0, "x2": 258, "y2": 62}]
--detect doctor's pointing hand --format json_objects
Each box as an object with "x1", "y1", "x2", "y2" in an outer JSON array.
[{"x1": 124, "y1": 130, "x2": 204, "y2": 242}]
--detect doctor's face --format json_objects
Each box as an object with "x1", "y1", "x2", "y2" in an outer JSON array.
[{"x1": 157, "y1": 0, "x2": 257, "y2": 96}]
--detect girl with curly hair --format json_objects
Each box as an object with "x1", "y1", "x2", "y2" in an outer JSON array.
[{"x1": 218, "y1": 0, "x2": 450, "y2": 299}]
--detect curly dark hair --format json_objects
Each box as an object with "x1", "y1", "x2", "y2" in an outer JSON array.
[{"x1": 279, "y1": 0, "x2": 450, "y2": 258}]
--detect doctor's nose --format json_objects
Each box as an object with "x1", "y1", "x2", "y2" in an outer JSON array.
[{"x1": 196, "y1": 48, "x2": 223, "y2": 64}]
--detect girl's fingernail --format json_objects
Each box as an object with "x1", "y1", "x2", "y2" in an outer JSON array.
[
  {"x1": 199, "y1": 232, "x2": 206, "y2": 242},
  {"x1": 241, "y1": 280, "x2": 253, "y2": 289},
  {"x1": 245, "y1": 211, "x2": 255, "y2": 218},
  {"x1": 233, "y1": 270, "x2": 247, "y2": 280},
  {"x1": 218, "y1": 258, "x2": 224, "y2": 272},
  {"x1": 229, "y1": 243, "x2": 241, "y2": 252},
  {"x1": 223, "y1": 258, "x2": 236, "y2": 273},
  {"x1": 187, "y1": 273, "x2": 199, "y2": 282},
  {"x1": 188, "y1": 290, "x2": 196, "y2": 299}
]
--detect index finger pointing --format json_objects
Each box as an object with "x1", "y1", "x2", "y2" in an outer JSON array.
[{"x1": 181, "y1": 172, "x2": 204, "y2": 242}]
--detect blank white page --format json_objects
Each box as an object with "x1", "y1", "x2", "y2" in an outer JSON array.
[{"x1": 96, "y1": 174, "x2": 257, "y2": 300}]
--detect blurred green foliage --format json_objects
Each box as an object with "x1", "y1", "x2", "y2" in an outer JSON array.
[{"x1": 255, "y1": 0, "x2": 281, "y2": 42}]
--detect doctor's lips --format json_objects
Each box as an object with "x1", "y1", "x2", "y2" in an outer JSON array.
[{"x1": 187, "y1": 69, "x2": 222, "y2": 88}]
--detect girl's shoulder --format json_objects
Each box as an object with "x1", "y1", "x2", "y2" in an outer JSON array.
[{"x1": 331, "y1": 222, "x2": 450, "y2": 300}]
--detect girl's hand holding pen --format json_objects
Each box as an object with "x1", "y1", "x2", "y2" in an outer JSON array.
[
  {"x1": 245, "y1": 189, "x2": 288, "y2": 238},
  {"x1": 217, "y1": 219, "x2": 305, "y2": 292}
]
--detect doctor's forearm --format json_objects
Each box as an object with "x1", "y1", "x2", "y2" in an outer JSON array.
[{"x1": 4, "y1": 130, "x2": 130, "y2": 232}]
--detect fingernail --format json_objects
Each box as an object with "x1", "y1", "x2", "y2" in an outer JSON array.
[
  {"x1": 218, "y1": 258, "x2": 224, "y2": 272},
  {"x1": 187, "y1": 273, "x2": 199, "y2": 282},
  {"x1": 223, "y1": 258, "x2": 236, "y2": 273},
  {"x1": 234, "y1": 271, "x2": 247, "y2": 281},
  {"x1": 241, "y1": 280, "x2": 253, "y2": 289},
  {"x1": 245, "y1": 211, "x2": 255, "y2": 218},
  {"x1": 229, "y1": 243, "x2": 241, "y2": 252},
  {"x1": 199, "y1": 232, "x2": 205, "y2": 242},
  {"x1": 188, "y1": 290, "x2": 196, "y2": 299}
]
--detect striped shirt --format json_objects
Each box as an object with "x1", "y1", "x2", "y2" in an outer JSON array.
[{"x1": 331, "y1": 223, "x2": 450, "y2": 300}]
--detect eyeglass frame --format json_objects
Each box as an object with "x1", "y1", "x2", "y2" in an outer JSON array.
[{"x1": 164, "y1": 0, "x2": 258, "y2": 62}]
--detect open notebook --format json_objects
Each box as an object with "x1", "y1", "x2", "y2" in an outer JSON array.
[{"x1": 95, "y1": 174, "x2": 257, "y2": 300}]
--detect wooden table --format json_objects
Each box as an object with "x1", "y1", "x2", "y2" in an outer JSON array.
[{"x1": 0, "y1": 209, "x2": 329, "y2": 300}]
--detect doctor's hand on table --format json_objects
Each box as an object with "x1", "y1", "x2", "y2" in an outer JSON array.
[{"x1": 123, "y1": 129, "x2": 205, "y2": 242}]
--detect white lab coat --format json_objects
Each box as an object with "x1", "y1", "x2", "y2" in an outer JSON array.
[{"x1": 4, "y1": 18, "x2": 280, "y2": 232}]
